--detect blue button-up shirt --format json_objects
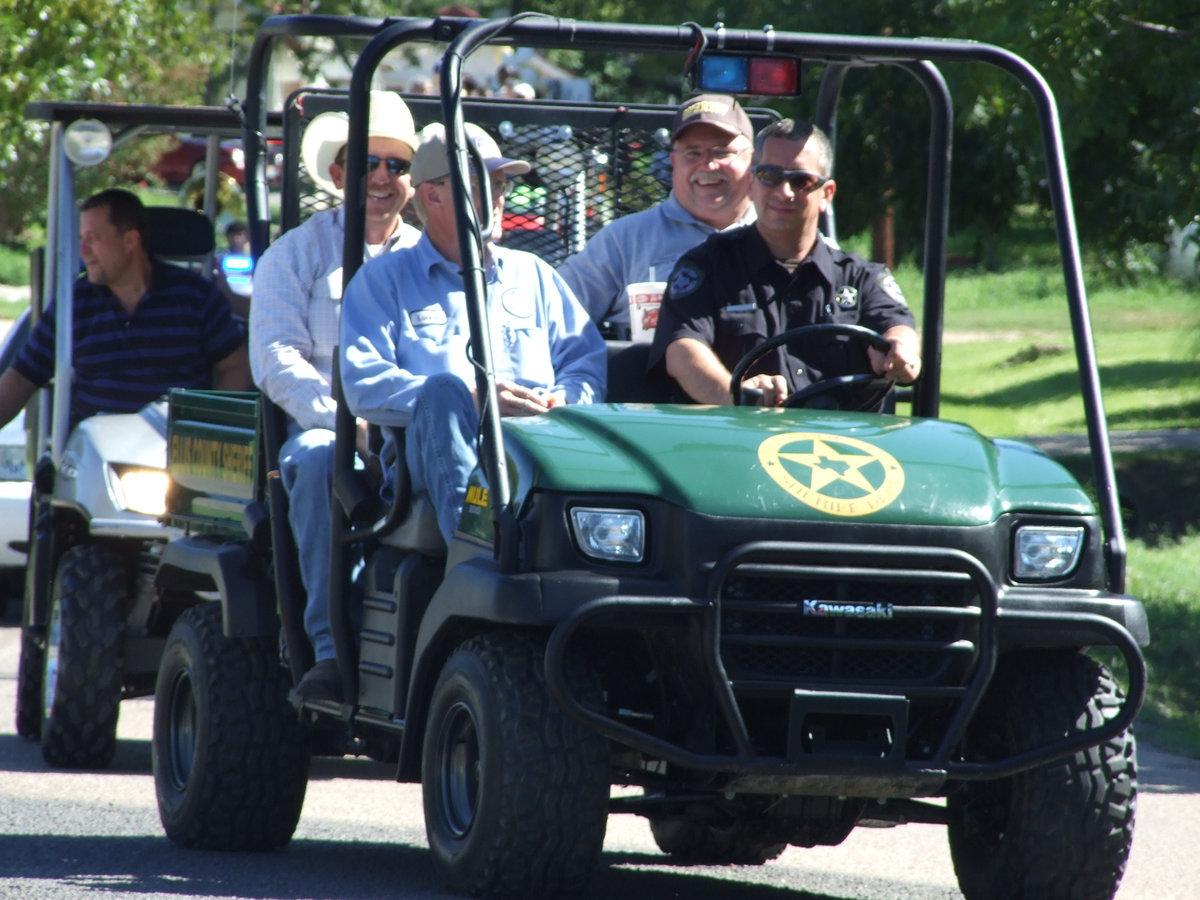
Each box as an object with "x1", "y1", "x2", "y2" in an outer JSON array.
[{"x1": 341, "y1": 231, "x2": 606, "y2": 430}]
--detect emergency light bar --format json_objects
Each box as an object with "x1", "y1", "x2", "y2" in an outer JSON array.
[{"x1": 696, "y1": 54, "x2": 801, "y2": 96}]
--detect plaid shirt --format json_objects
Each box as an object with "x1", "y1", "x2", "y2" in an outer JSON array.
[{"x1": 249, "y1": 206, "x2": 419, "y2": 431}]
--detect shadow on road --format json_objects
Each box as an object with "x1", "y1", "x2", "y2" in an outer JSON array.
[{"x1": 0, "y1": 831, "x2": 922, "y2": 900}]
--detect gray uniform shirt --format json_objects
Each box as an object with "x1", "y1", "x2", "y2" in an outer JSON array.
[{"x1": 557, "y1": 191, "x2": 755, "y2": 337}]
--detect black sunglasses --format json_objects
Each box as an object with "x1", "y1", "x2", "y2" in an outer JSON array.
[
  {"x1": 752, "y1": 164, "x2": 829, "y2": 194},
  {"x1": 366, "y1": 155, "x2": 411, "y2": 176}
]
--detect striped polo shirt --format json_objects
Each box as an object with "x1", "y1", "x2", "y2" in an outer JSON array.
[{"x1": 14, "y1": 260, "x2": 244, "y2": 426}]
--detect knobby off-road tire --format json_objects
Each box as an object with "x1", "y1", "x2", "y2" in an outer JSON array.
[
  {"x1": 41, "y1": 544, "x2": 127, "y2": 769},
  {"x1": 948, "y1": 649, "x2": 1137, "y2": 900},
  {"x1": 422, "y1": 633, "x2": 610, "y2": 898},
  {"x1": 649, "y1": 812, "x2": 787, "y2": 865},
  {"x1": 153, "y1": 602, "x2": 310, "y2": 850},
  {"x1": 15, "y1": 626, "x2": 44, "y2": 738}
]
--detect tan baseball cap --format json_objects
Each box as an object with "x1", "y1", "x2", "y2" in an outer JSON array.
[
  {"x1": 670, "y1": 94, "x2": 753, "y2": 143},
  {"x1": 409, "y1": 122, "x2": 531, "y2": 186}
]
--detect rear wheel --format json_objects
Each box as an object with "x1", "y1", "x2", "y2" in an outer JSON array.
[
  {"x1": 41, "y1": 544, "x2": 126, "y2": 769},
  {"x1": 422, "y1": 633, "x2": 610, "y2": 898},
  {"x1": 153, "y1": 602, "x2": 310, "y2": 850},
  {"x1": 948, "y1": 650, "x2": 1137, "y2": 900}
]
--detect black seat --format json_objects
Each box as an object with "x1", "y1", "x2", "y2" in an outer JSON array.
[
  {"x1": 142, "y1": 207, "x2": 215, "y2": 269},
  {"x1": 604, "y1": 340, "x2": 676, "y2": 403}
]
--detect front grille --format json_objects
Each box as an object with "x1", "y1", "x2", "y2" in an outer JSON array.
[{"x1": 718, "y1": 565, "x2": 980, "y2": 688}]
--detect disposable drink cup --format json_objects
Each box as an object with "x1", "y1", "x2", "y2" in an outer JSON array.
[{"x1": 626, "y1": 281, "x2": 666, "y2": 343}]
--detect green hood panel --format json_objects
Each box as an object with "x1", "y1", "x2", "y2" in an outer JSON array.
[{"x1": 501, "y1": 404, "x2": 1092, "y2": 527}]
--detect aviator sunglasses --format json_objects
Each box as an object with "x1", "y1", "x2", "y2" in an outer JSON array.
[
  {"x1": 367, "y1": 154, "x2": 412, "y2": 176},
  {"x1": 334, "y1": 152, "x2": 413, "y2": 176},
  {"x1": 752, "y1": 164, "x2": 829, "y2": 194}
]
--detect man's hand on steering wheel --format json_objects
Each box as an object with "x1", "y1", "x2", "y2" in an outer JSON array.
[
  {"x1": 740, "y1": 373, "x2": 789, "y2": 406},
  {"x1": 729, "y1": 324, "x2": 906, "y2": 411},
  {"x1": 869, "y1": 328, "x2": 922, "y2": 385}
]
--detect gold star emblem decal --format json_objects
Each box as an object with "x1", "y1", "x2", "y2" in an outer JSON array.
[{"x1": 758, "y1": 432, "x2": 905, "y2": 517}]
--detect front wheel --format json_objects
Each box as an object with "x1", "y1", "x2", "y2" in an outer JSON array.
[
  {"x1": 153, "y1": 603, "x2": 310, "y2": 850},
  {"x1": 422, "y1": 633, "x2": 610, "y2": 898},
  {"x1": 948, "y1": 650, "x2": 1137, "y2": 900},
  {"x1": 41, "y1": 544, "x2": 127, "y2": 769}
]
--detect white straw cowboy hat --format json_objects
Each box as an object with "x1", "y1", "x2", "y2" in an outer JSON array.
[{"x1": 300, "y1": 90, "x2": 417, "y2": 197}]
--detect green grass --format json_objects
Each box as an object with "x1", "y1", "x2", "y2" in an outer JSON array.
[
  {"x1": 0, "y1": 243, "x2": 28, "y2": 286},
  {"x1": 1125, "y1": 532, "x2": 1200, "y2": 756},
  {"x1": 889, "y1": 262, "x2": 1200, "y2": 436}
]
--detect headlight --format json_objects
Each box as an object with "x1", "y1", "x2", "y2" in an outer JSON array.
[
  {"x1": 1013, "y1": 525, "x2": 1085, "y2": 580},
  {"x1": 570, "y1": 507, "x2": 645, "y2": 563},
  {"x1": 116, "y1": 468, "x2": 170, "y2": 516}
]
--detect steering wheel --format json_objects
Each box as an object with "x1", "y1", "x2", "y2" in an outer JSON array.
[{"x1": 728, "y1": 323, "x2": 896, "y2": 411}]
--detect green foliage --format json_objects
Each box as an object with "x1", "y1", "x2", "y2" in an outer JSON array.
[
  {"x1": 0, "y1": 1, "x2": 220, "y2": 241},
  {"x1": 512, "y1": 1, "x2": 1200, "y2": 270},
  {"x1": 3, "y1": 1, "x2": 1197, "y2": 267}
]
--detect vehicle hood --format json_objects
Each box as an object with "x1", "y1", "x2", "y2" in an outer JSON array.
[{"x1": 500, "y1": 404, "x2": 1093, "y2": 527}]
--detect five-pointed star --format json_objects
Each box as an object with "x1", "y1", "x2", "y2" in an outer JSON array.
[{"x1": 777, "y1": 438, "x2": 878, "y2": 493}]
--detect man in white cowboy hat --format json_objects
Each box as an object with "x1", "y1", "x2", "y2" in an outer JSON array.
[
  {"x1": 249, "y1": 89, "x2": 421, "y2": 703},
  {"x1": 341, "y1": 122, "x2": 605, "y2": 557}
]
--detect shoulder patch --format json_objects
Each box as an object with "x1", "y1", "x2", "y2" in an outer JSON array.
[
  {"x1": 668, "y1": 262, "x2": 704, "y2": 298},
  {"x1": 876, "y1": 269, "x2": 907, "y2": 307}
]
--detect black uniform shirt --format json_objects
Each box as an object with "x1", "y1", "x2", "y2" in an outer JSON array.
[{"x1": 648, "y1": 224, "x2": 914, "y2": 394}]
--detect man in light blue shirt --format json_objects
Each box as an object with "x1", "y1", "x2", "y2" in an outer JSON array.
[
  {"x1": 341, "y1": 122, "x2": 606, "y2": 548},
  {"x1": 557, "y1": 94, "x2": 757, "y2": 338},
  {"x1": 250, "y1": 90, "x2": 420, "y2": 703}
]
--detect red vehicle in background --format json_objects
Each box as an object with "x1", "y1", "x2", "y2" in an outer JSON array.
[
  {"x1": 153, "y1": 137, "x2": 282, "y2": 187},
  {"x1": 152, "y1": 137, "x2": 245, "y2": 186}
]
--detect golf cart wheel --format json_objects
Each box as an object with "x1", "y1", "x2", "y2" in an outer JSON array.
[
  {"x1": 153, "y1": 602, "x2": 310, "y2": 850},
  {"x1": 649, "y1": 812, "x2": 787, "y2": 865},
  {"x1": 422, "y1": 633, "x2": 610, "y2": 898},
  {"x1": 15, "y1": 626, "x2": 44, "y2": 738},
  {"x1": 40, "y1": 544, "x2": 127, "y2": 769},
  {"x1": 948, "y1": 650, "x2": 1137, "y2": 900}
]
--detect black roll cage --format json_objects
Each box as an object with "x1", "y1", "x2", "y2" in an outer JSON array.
[{"x1": 240, "y1": 16, "x2": 1126, "y2": 642}]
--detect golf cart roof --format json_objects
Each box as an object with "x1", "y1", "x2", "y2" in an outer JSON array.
[{"x1": 25, "y1": 101, "x2": 283, "y2": 138}]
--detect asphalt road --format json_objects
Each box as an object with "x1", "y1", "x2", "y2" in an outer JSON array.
[{"x1": 1, "y1": 623, "x2": 1198, "y2": 899}]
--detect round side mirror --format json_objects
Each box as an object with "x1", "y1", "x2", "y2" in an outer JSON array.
[{"x1": 63, "y1": 119, "x2": 113, "y2": 167}]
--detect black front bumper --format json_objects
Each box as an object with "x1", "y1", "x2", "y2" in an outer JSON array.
[{"x1": 542, "y1": 540, "x2": 1146, "y2": 795}]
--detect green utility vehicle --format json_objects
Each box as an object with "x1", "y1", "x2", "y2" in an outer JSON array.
[
  {"x1": 150, "y1": 14, "x2": 1146, "y2": 900},
  {"x1": 10, "y1": 102, "x2": 278, "y2": 769}
]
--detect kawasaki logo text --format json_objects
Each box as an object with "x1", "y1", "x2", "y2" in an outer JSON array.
[{"x1": 802, "y1": 599, "x2": 894, "y2": 619}]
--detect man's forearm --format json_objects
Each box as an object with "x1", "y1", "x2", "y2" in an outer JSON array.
[
  {"x1": 213, "y1": 346, "x2": 253, "y2": 391},
  {"x1": 664, "y1": 338, "x2": 735, "y2": 405},
  {"x1": 0, "y1": 367, "x2": 38, "y2": 431}
]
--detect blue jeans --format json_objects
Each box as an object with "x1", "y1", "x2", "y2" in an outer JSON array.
[
  {"x1": 279, "y1": 426, "x2": 338, "y2": 661},
  {"x1": 402, "y1": 373, "x2": 481, "y2": 548}
]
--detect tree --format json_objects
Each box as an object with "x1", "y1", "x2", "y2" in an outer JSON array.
[
  {"x1": 0, "y1": 2, "x2": 220, "y2": 242},
  {"x1": 525, "y1": 0, "x2": 1200, "y2": 271},
  {"x1": 4, "y1": 1, "x2": 1195, "y2": 273}
]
